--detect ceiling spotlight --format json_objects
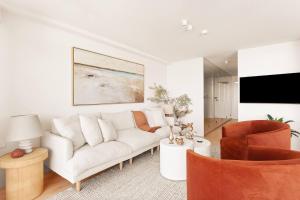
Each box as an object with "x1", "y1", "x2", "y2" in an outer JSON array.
[
  {"x1": 201, "y1": 29, "x2": 208, "y2": 36},
  {"x1": 225, "y1": 60, "x2": 229, "y2": 64},
  {"x1": 186, "y1": 24, "x2": 193, "y2": 31},
  {"x1": 181, "y1": 19, "x2": 188, "y2": 26}
]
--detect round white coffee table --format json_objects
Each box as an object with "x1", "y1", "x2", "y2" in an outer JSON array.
[
  {"x1": 193, "y1": 137, "x2": 211, "y2": 157},
  {"x1": 160, "y1": 138, "x2": 193, "y2": 181}
]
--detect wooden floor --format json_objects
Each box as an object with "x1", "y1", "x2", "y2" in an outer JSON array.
[
  {"x1": 0, "y1": 120, "x2": 236, "y2": 199},
  {"x1": 0, "y1": 171, "x2": 71, "y2": 200},
  {"x1": 205, "y1": 119, "x2": 237, "y2": 145},
  {"x1": 204, "y1": 117, "x2": 231, "y2": 135}
]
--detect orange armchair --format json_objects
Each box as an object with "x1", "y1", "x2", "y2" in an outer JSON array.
[
  {"x1": 221, "y1": 120, "x2": 291, "y2": 160},
  {"x1": 187, "y1": 147, "x2": 300, "y2": 200}
]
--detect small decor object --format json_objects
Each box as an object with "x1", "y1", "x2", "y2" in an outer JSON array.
[
  {"x1": 10, "y1": 148, "x2": 25, "y2": 158},
  {"x1": 7, "y1": 115, "x2": 43, "y2": 154},
  {"x1": 73, "y1": 47, "x2": 144, "y2": 105},
  {"x1": 163, "y1": 106, "x2": 175, "y2": 144},
  {"x1": 185, "y1": 131, "x2": 194, "y2": 140},
  {"x1": 175, "y1": 137, "x2": 184, "y2": 145},
  {"x1": 169, "y1": 129, "x2": 175, "y2": 144},
  {"x1": 180, "y1": 123, "x2": 194, "y2": 137},
  {"x1": 181, "y1": 123, "x2": 194, "y2": 132},
  {"x1": 267, "y1": 114, "x2": 300, "y2": 137}
]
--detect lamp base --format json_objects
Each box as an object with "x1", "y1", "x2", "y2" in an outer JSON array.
[{"x1": 18, "y1": 140, "x2": 33, "y2": 153}]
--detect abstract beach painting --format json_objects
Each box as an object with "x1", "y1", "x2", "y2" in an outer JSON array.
[{"x1": 73, "y1": 48, "x2": 144, "y2": 105}]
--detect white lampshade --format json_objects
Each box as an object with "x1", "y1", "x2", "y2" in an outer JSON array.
[
  {"x1": 162, "y1": 104, "x2": 174, "y2": 115},
  {"x1": 7, "y1": 115, "x2": 43, "y2": 142}
]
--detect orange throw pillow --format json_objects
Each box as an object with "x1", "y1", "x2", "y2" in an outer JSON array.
[
  {"x1": 132, "y1": 111, "x2": 161, "y2": 133},
  {"x1": 148, "y1": 126, "x2": 161, "y2": 133}
]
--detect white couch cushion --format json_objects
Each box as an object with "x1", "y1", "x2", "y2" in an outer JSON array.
[
  {"x1": 117, "y1": 128, "x2": 157, "y2": 151},
  {"x1": 52, "y1": 115, "x2": 86, "y2": 150},
  {"x1": 101, "y1": 111, "x2": 135, "y2": 131},
  {"x1": 66, "y1": 141, "x2": 132, "y2": 177},
  {"x1": 154, "y1": 126, "x2": 171, "y2": 141},
  {"x1": 79, "y1": 114, "x2": 103, "y2": 146},
  {"x1": 144, "y1": 108, "x2": 167, "y2": 127},
  {"x1": 98, "y1": 119, "x2": 118, "y2": 142}
]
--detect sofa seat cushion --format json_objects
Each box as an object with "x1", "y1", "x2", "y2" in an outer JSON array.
[
  {"x1": 154, "y1": 126, "x2": 171, "y2": 141},
  {"x1": 66, "y1": 141, "x2": 132, "y2": 176},
  {"x1": 117, "y1": 128, "x2": 157, "y2": 151}
]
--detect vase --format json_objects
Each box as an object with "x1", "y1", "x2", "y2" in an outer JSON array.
[{"x1": 169, "y1": 126, "x2": 174, "y2": 144}]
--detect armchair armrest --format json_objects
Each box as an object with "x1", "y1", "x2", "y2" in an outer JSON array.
[
  {"x1": 222, "y1": 121, "x2": 252, "y2": 138},
  {"x1": 42, "y1": 131, "x2": 73, "y2": 163},
  {"x1": 246, "y1": 128, "x2": 291, "y2": 149},
  {"x1": 247, "y1": 146, "x2": 300, "y2": 161}
]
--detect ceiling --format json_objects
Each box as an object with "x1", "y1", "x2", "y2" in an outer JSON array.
[
  {"x1": 2, "y1": 0, "x2": 300, "y2": 75},
  {"x1": 204, "y1": 59, "x2": 230, "y2": 78}
]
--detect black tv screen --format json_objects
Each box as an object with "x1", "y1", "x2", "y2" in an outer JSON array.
[{"x1": 240, "y1": 72, "x2": 300, "y2": 104}]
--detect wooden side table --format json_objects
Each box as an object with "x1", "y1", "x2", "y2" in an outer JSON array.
[{"x1": 0, "y1": 148, "x2": 48, "y2": 200}]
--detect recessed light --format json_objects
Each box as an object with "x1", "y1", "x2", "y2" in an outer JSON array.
[
  {"x1": 201, "y1": 29, "x2": 208, "y2": 36},
  {"x1": 181, "y1": 19, "x2": 188, "y2": 26},
  {"x1": 186, "y1": 24, "x2": 193, "y2": 31},
  {"x1": 225, "y1": 60, "x2": 229, "y2": 64}
]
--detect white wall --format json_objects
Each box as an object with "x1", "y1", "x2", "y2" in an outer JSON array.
[
  {"x1": 5, "y1": 12, "x2": 167, "y2": 128},
  {"x1": 238, "y1": 41, "x2": 300, "y2": 150},
  {"x1": 204, "y1": 77, "x2": 214, "y2": 118},
  {"x1": 167, "y1": 58, "x2": 204, "y2": 136},
  {"x1": 0, "y1": 11, "x2": 167, "y2": 187},
  {"x1": 232, "y1": 76, "x2": 238, "y2": 119},
  {"x1": 0, "y1": 9, "x2": 17, "y2": 188},
  {"x1": 0, "y1": 8, "x2": 10, "y2": 147}
]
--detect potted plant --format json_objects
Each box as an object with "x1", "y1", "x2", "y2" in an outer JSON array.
[
  {"x1": 267, "y1": 114, "x2": 300, "y2": 137},
  {"x1": 267, "y1": 114, "x2": 300, "y2": 151},
  {"x1": 173, "y1": 94, "x2": 192, "y2": 125},
  {"x1": 148, "y1": 84, "x2": 192, "y2": 124}
]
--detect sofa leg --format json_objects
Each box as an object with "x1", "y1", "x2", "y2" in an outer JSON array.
[
  {"x1": 129, "y1": 158, "x2": 133, "y2": 165},
  {"x1": 76, "y1": 181, "x2": 81, "y2": 192},
  {"x1": 119, "y1": 162, "x2": 123, "y2": 170},
  {"x1": 151, "y1": 148, "x2": 154, "y2": 156}
]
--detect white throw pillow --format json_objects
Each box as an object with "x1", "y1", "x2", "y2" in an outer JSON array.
[
  {"x1": 98, "y1": 119, "x2": 118, "y2": 142},
  {"x1": 144, "y1": 108, "x2": 167, "y2": 127},
  {"x1": 52, "y1": 115, "x2": 86, "y2": 150},
  {"x1": 79, "y1": 114, "x2": 103, "y2": 146},
  {"x1": 101, "y1": 111, "x2": 135, "y2": 130}
]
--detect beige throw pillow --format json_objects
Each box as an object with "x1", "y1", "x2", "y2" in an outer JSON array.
[
  {"x1": 52, "y1": 115, "x2": 86, "y2": 150},
  {"x1": 144, "y1": 108, "x2": 167, "y2": 127},
  {"x1": 98, "y1": 119, "x2": 118, "y2": 142},
  {"x1": 79, "y1": 114, "x2": 103, "y2": 146}
]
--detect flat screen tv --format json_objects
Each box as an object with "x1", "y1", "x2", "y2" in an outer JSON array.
[{"x1": 240, "y1": 72, "x2": 300, "y2": 104}]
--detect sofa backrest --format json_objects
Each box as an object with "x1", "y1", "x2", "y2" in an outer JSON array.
[{"x1": 101, "y1": 111, "x2": 135, "y2": 131}]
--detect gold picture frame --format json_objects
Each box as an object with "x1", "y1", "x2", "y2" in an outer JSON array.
[{"x1": 72, "y1": 47, "x2": 145, "y2": 106}]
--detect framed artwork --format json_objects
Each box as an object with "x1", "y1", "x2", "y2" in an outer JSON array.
[{"x1": 72, "y1": 47, "x2": 144, "y2": 105}]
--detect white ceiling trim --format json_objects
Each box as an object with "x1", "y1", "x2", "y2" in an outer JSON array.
[{"x1": 0, "y1": 2, "x2": 169, "y2": 64}]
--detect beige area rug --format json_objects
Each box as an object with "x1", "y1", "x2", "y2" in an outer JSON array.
[{"x1": 48, "y1": 145, "x2": 220, "y2": 200}]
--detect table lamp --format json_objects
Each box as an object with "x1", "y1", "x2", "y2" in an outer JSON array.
[{"x1": 7, "y1": 115, "x2": 43, "y2": 153}]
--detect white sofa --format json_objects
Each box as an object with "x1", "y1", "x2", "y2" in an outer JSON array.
[{"x1": 42, "y1": 110, "x2": 170, "y2": 191}]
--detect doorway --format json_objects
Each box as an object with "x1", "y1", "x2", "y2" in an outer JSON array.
[{"x1": 204, "y1": 59, "x2": 237, "y2": 135}]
